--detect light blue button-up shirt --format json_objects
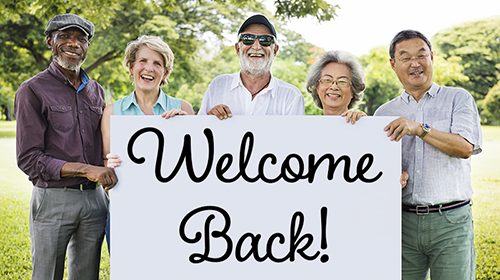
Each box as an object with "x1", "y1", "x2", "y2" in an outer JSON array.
[
  {"x1": 375, "y1": 83, "x2": 482, "y2": 205},
  {"x1": 113, "y1": 89, "x2": 182, "y2": 115}
]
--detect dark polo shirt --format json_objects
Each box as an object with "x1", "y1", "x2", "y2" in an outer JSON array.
[{"x1": 15, "y1": 62, "x2": 105, "y2": 188}]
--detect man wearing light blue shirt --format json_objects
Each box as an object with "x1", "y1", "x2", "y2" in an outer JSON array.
[{"x1": 375, "y1": 30, "x2": 482, "y2": 280}]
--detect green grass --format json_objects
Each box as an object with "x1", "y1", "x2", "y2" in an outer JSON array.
[
  {"x1": 1, "y1": 120, "x2": 499, "y2": 279},
  {"x1": 471, "y1": 126, "x2": 500, "y2": 279},
  {"x1": 0, "y1": 120, "x2": 15, "y2": 138}
]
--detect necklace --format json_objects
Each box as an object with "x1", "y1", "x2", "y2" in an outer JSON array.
[{"x1": 251, "y1": 78, "x2": 271, "y2": 99}]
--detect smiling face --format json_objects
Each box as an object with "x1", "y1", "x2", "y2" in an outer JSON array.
[
  {"x1": 129, "y1": 45, "x2": 168, "y2": 95},
  {"x1": 390, "y1": 37, "x2": 433, "y2": 100},
  {"x1": 47, "y1": 28, "x2": 89, "y2": 72},
  {"x1": 316, "y1": 62, "x2": 353, "y2": 115},
  {"x1": 235, "y1": 24, "x2": 278, "y2": 77}
]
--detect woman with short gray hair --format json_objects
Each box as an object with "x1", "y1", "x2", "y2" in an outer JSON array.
[{"x1": 305, "y1": 50, "x2": 366, "y2": 122}]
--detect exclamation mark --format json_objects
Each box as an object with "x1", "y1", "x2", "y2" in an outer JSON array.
[{"x1": 320, "y1": 206, "x2": 329, "y2": 263}]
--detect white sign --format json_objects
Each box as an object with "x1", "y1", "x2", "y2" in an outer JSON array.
[{"x1": 110, "y1": 116, "x2": 401, "y2": 280}]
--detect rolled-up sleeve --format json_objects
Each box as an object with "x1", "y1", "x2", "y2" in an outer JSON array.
[{"x1": 450, "y1": 89, "x2": 483, "y2": 155}]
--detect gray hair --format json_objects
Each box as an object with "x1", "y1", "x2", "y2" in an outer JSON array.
[
  {"x1": 306, "y1": 50, "x2": 366, "y2": 110},
  {"x1": 124, "y1": 35, "x2": 174, "y2": 86}
]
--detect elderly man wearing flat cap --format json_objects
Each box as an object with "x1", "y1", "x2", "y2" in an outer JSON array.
[
  {"x1": 198, "y1": 14, "x2": 304, "y2": 117},
  {"x1": 15, "y1": 13, "x2": 117, "y2": 280}
]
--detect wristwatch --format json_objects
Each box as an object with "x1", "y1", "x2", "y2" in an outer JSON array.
[{"x1": 419, "y1": 123, "x2": 430, "y2": 139}]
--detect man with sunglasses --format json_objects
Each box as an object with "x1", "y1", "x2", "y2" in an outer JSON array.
[
  {"x1": 198, "y1": 14, "x2": 304, "y2": 118},
  {"x1": 374, "y1": 30, "x2": 482, "y2": 280}
]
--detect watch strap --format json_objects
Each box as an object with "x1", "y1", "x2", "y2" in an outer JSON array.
[{"x1": 419, "y1": 123, "x2": 430, "y2": 139}]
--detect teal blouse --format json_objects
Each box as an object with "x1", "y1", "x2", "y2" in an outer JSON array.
[{"x1": 113, "y1": 89, "x2": 182, "y2": 115}]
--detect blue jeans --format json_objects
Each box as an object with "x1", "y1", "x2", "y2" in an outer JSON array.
[{"x1": 402, "y1": 204, "x2": 475, "y2": 280}]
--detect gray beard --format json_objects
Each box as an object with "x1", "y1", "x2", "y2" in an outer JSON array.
[
  {"x1": 52, "y1": 53, "x2": 86, "y2": 71},
  {"x1": 238, "y1": 45, "x2": 275, "y2": 77}
]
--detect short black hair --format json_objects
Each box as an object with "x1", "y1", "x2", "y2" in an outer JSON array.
[{"x1": 389, "y1": 30, "x2": 432, "y2": 59}]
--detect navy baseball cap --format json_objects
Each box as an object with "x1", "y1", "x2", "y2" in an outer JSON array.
[
  {"x1": 238, "y1": 14, "x2": 277, "y2": 38},
  {"x1": 45, "y1": 14, "x2": 95, "y2": 41}
]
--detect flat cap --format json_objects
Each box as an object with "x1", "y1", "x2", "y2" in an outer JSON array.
[
  {"x1": 45, "y1": 14, "x2": 95, "y2": 40},
  {"x1": 238, "y1": 14, "x2": 277, "y2": 38}
]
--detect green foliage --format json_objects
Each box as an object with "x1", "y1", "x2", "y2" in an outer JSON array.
[
  {"x1": 0, "y1": 0, "x2": 336, "y2": 116},
  {"x1": 1, "y1": 1, "x2": 497, "y2": 125},
  {"x1": 432, "y1": 16, "x2": 500, "y2": 100},
  {"x1": 273, "y1": 0, "x2": 339, "y2": 22},
  {"x1": 275, "y1": 28, "x2": 315, "y2": 64},
  {"x1": 0, "y1": 82, "x2": 15, "y2": 121},
  {"x1": 272, "y1": 55, "x2": 323, "y2": 115},
  {"x1": 432, "y1": 55, "x2": 469, "y2": 87},
  {"x1": 481, "y1": 82, "x2": 500, "y2": 125},
  {"x1": 358, "y1": 46, "x2": 401, "y2": 116}
]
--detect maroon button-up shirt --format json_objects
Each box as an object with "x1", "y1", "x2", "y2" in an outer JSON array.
[{"x1": 15, "y1": 62, "x2": 105, "y2": 188}]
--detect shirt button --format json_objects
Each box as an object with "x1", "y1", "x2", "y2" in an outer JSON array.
[
  {"x1": 81, "y1": 129, "x2": 84, "y2": 133},
  {"x1": 80, "y1": 110, "x2": 83, "y2": 113},
  {"x1": 417, "y1": 170, "x2": 420, "y2": 173},
  {"x1": 417, "y1": 108, "x2": 421, "y2": 111},
  {"x1": 418, "y1": 149, "x2": 421, "y2": 152},
  {"x1": 414, "y1": 194, "x2": 418, "y2": 197}
]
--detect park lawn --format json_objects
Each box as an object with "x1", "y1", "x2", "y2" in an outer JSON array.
[
  {"x1": 0, "y1": 121, "x2": 499, "y2": 279},
  {"x1": 471, "y1": 126, "x2": 500, "y2": 278}
]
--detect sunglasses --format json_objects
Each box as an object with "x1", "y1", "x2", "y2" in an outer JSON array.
[{"x1": 239, "y1": 34, "x2": 275, "y2": 47}]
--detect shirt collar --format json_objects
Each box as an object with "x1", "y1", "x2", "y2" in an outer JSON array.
[
  {"x1": 401, "y1": 82, "x2": 439, "y2": 103},
  {"x1": 48, "y1": 62, "x2": 90, "y2": 93},
  {"x1": 121, "y1": 88, "x2": 165, "y2": 113},
  {"x1": 155, "y1": 88, "x2": 168, "y2": 111},
  {"x1": 233, "y1": 70, "x2": 276, "y2": 98}
]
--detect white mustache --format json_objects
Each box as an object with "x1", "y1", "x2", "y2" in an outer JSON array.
[{"x1": 247, "y1": 49, "x2": 266, "y2": 56}]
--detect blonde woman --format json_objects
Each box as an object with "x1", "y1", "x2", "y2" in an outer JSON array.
[{"x1": 100, "y1": 35, "x2": 194, "y2": 251}]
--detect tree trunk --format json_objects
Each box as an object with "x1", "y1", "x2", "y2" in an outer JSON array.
[{"x1": 1, "y1": 105, "x2": 14, "y2": 121}]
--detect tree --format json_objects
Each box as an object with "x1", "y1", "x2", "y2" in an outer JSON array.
[
  {"x1": 482, "y1": 81, "x2": 500, "y2": 125},
  {"x1": 358, "y1": 46, "x2": 401, "y2": 116},
  {"x1": 0, "y1": 82, "x2": 15, "y2": 120},
  {"x1": 432, "y1": 54, "x2": 469, "y2": 87},
  {"x1": 432, "y1": 15, "x2": 500, "y2": 100},
  {"x1": 0, "y1": 0, "x2": 339, "y2": 119}
]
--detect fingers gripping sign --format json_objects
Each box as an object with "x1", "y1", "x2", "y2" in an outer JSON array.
[
  {"x1": 400, "y1": 171, "x2": 409, "y2": 189},
  {"x1": 161, "y1": 109, "x2": 188, "y2": 119},
  {"x1": 384, "y1": 117, "x2": 422, "y2": 141},
  {"x1": 341, "y1": 110, "x2": 367, "y2": 124},
  {"x1": 106, "y1": 153, "x2": 122, "y2": 168},
  {"x1": 208, "y1": 104, "x2": 233, "y2": 120}
]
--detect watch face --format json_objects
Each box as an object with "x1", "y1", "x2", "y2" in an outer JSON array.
[{"x1": 423, "y1": 123, "x2": 430, "y2": 130}]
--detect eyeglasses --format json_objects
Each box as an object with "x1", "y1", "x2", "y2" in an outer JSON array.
[
  {"x1": 239, "y1": 34, "x2": 275, "y2": 47},
  {"x1": 397, "y1": 53, "x2": 430, "y2": 64},
  {"x1": 318, "y1": 78, "x2": 351, "y2": 87}
]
